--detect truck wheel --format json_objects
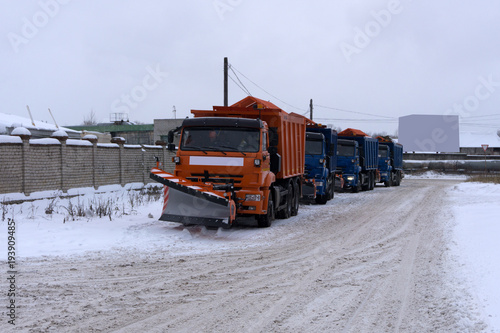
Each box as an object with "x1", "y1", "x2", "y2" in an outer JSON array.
[
  {"x1": 257, "y1": 196, "x2": 274, "y2": 228},
  {"x1": 352, "y1": 176, "x2": 361, "y2": 193},
  {"x1": 328, "y1": 176, "x2": 335, "y2": 200},
  {"x1": 361, "y1": 173, "x2": 370, "y2": 191},
  {"x1": 277, "y1": 183, "x2": 292, "y2": 219},
  {"x1": 384, "y1": 179, "x2": 391, "y2": 187},
  {"x1": 315, "y1": 194, "x2": 327, "y2": 204},
  {"x1": 291, "y1": 181, "x2": 299, "y2": 216},
  {"x1": 395, "y1": 172, "x2": 401, "y2": 186},
  {"x1": 319, "y1": 176, "x2": 334, "y2": 202}
]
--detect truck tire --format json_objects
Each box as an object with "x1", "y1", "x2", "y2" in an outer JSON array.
[
  {"x1": 291, "y1": 181, "x2": 299, "y2": 216},
  {"x1": 257, "y1": 196, "x2": 274, "y2": 228},
  {"x1": 395, "y1": 172, "x2": 401, "y2": 186},
  {"x1": 369, "y1": 171, "x2": 375, "y2": 191},
  {"x1": 384, "y1": 173, "x2": 392, "y2": 187},
  {"x1": 352, "y1": 175, "x2": 361, "y2": 193},
  {"x1": 361, "y1": 173, "x2": 370, "y2": 191},
  {"x1": 277, "y1": 183, "x2": 293, "y2": 219},
  {"x1": 315, "y1": 194, "x2": 327, "y2": 204},
  {"x1": 328, "y1": 176, "x2": 335, "y2": 200}
]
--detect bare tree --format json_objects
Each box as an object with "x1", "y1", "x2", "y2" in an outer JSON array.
[
  {"x1": 369, "y1": 131, "x2": 388, "y2": 138},
  {"x1": 83, "y1": 109, "x2": 97, "y2": 125}
]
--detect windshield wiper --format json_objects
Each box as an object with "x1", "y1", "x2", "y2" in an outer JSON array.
[
  {"x1": 219, "y1": 145, "x2": 246, "y2": 156},
  {"x1": 201, "y1": 146, "x2": 227, "y2": 155},
  {"x1": 185, "y1": 146, "x2": 207, "y2": 154}
]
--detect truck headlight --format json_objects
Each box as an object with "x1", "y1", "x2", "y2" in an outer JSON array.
[
  {"x1": 173, "y1": 156, "x2": 180, "y2": 164},
  {"x1": 245, "y1": 194, "x2": 261, "y2": 201},
  {"x1": 254, "y1": 159, "x2": 261, "y2": 167},
  {"x1": 346, "y1": 176, "x2": 354, "y2": 181}
]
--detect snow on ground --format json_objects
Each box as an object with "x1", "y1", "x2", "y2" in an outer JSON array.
[
  {"x1": 404, "y1": 170, "x2": 469, "y2": 180},
  {"x1": 1, "y1": 173, "x2": 499, "y2": 331},
  {"x1": 0, "y1": 183, "x2": 284, "y2": 260},
  {"x1": 447, "y1": 181, "x2": 500, "y2": 330}
]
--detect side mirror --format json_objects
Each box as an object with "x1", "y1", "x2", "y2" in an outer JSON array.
[
  {"x1": 168, "y1": 143, "x2": 176, "y2": 151},
  {"x1": 167, "y1": 130, "x2": 174, "y2": 143},
  {"x1": 270, "y1": 153, "x2": 281, "y2": 174}
]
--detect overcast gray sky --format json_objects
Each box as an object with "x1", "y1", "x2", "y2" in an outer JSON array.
[{"x1": 1, "y1": 0, "x2": 500, "y2": 135}]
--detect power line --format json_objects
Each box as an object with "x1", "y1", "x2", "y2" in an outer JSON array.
[
  {"x1": 315, "y1": 117, "x2": 398, "y2": 123},
  {"x1": 227, "y1": 73, "x2": 251, "y2": 96},
  {"x1": 228, "y1": 65, "x2": 252, "y2": 96},
  {"x1": 462, "y1": 113, "x2": 500, "y2": 118},
  {"x1": 315, "y1": 104, "x2": 395, "y2": 119},
  {"x1": 229, "y1": 64, "x2": 308, "y2": 113}
]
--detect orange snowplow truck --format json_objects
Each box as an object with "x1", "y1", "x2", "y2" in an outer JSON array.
[{"x1": 150, "y1": 96, "x2": 307, "y2": 228}]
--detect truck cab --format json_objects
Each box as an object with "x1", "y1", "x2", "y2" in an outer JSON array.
[
  {"x1": 376, "y1": 137, "x2": 403, "y2": 187},
  {"x1": 304, "y1": 130, "x2": 336, "y2": 204},
  {"x1": 378, "y1": 144, "x2": 392, "y2": 187},
  {"x1": 337, "y1": 139, "x2": 362, "y2": 192},
  {"x1": 173, "y1": 117, "x2": 274, "y2": 218}
]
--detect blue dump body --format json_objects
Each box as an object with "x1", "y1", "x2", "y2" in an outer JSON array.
[
  {"x1": 337, "y1": 134, "x2": 379, "y2": 192},
  {"x1": 377, "y1": 140, "x2": 404, "y2": 187},
  {"x1": 304, "y1": 127, "x2": 338, "y2": 204}
]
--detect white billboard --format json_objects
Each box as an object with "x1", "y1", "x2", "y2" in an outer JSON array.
[{"x1": 398, "y1": 115, "x2": 460, "y2": 152}]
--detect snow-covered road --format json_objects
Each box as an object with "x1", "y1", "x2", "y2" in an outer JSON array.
[{"x1": 0, "y1": 178, "x2": 498, "y2": 332}]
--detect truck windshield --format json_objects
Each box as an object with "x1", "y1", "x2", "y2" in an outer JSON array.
[
  {"x1": 379, "y1": 148, "x2": 388, "y2": 158},
  {"x1": 180, "y1": 127, "x2": 260, "y2": 153},
  {"x1": 306, "y1": 139, "x2": 323, "y2": 155},
  {"x1": 337, "y1": 144, "x2": 355, "y2": 157}
]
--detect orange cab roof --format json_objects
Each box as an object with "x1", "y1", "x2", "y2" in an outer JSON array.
[
  {"x1": 338, "y1": 128, "x2": 370, "y2": 137},
  {"x1": 376, "y1": 135, "x2": 393, "y2": 143},
  {"x1": 230, "y1": 96, "x2": 280, "y2": 109}
]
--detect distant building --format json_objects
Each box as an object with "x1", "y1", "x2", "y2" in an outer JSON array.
[
  {"x1": 68, "y1": 122, "x2": 154, "y2": 145},
  {"x1": 459, "y1": 131, "x2": 500, "y2": 155},
  {"x1": 153, "y1": 118, "x2": 184, "y2": 145},
  {"x1": 399, "y1": 114, "x2": 460, "y2": 152}
]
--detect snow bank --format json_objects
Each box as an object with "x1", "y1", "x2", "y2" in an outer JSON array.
[
  {"x1": 404, "y1": 171, "x2": 468, "y2": 180},
  {"x1": 448, "y1": 182, "x2": 500, "y2": 330}
]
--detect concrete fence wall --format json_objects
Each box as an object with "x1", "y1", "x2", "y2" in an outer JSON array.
[{"x1": 0, "y1": 136, "x2": 176, "y2": 195}]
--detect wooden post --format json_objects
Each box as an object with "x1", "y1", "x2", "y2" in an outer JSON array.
[
  {"x1": 224, "y1": 57, "x2": 228, "y2": 106},
  {"x1": 309, "y1": 99, "x2": 313, "y2": 120}
]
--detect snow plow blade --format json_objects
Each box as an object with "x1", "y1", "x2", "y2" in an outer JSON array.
[{"x1": 150, "y1": 167, "x2": 236, "y2": 228}]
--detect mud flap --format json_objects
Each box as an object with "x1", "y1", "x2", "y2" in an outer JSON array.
[{"x1": 150, "y1": 168, "x2": 236, "y2": 228}]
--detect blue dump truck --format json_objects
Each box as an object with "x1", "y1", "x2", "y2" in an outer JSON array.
[
  {"x1": 377, "y1": 136, "x2": 403, "y2": 187},
  {"x1": 302, "y1": 125, "x2": 338, "y2": 204},
  {"x1": 337, "y1": 128, "x2": 379, "y2": 193}
]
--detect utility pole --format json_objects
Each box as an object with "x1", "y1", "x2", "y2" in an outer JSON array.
[
  {"x1": 224, "y1": 57, "x2": 228, "y2": 106},
  {"x1": 172, "y1": 106, "x2": 176, "y2": 119},
  {"x1": 309, "y1": 99, "x2": 313, "y2": 120}
]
